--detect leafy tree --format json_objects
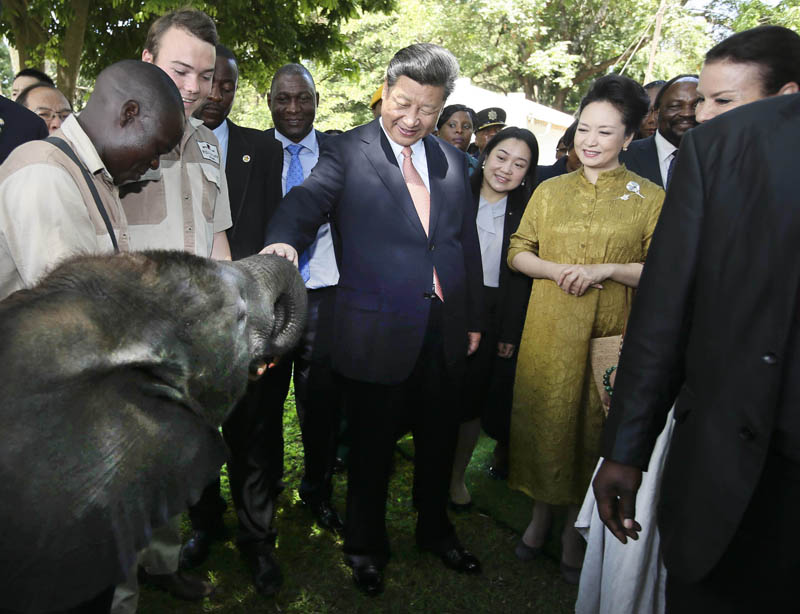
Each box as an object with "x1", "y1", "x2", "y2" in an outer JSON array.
[
  {"x1": 0, "y1": 0, "x2": 394, "y2": 103},
  {"x1": 707, "y1": 0, "x2": 800, "y2": 32}
]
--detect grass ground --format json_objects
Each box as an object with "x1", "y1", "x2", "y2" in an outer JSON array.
[{"x1": 138, "y1": 393, "x2": 578, "y2": 613}]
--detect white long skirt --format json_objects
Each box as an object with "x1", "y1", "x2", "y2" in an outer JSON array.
[{"x1": 575, "y1": 409, "x2": 675, "y2": 614}]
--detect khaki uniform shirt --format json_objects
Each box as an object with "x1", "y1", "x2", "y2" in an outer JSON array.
[
  {"x1": 0, "y1": 115, "x2": 129, "y2": 300},
  {"x1": 121, "y1": 117, "x2": 232, "y2": 257}
]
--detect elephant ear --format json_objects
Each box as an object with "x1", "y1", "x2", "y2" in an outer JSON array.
[{"x1": 0, "y1": 316, "x2": 228, "y2": 612}]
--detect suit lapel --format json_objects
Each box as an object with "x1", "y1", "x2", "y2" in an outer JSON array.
[
  {"x1": 226, "y1": 120, "x2": 254, "y2": 228},
  {"x1": 361, "y1": 122, "x2": 427, "y2": 239},
  {"x1": 424, "y1": 135, "x2": 446, "y2": 239}
]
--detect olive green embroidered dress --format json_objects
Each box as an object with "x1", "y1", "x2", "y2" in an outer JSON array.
[{"x1": 507, "y1": 165, "x2": 664, "y2": 505}]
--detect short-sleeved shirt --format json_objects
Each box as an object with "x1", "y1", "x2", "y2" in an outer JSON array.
[
  {"x1": 0, "y1": 114, "x2": 129, "y2": 299},
  {"x1": 120, "y1": 117, "x2": 232, "y2": 257}
]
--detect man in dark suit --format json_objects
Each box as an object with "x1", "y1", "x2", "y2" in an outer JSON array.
[
  {"x1": 263, "y1": 43, "x2": 484, "y2": 596},
  {"x1": 179, "y1": 45, "x2": 289, "y2": 598},
  {"x1": 620, "y1": 74, "x2": 699, "y2": 188},
  {"x1": 593, "y1": 93, "x2": 800, "y2": 611}
]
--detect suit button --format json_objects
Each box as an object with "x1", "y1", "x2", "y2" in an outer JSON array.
[
  {"x1": 429, "y1": 243, "x2": 435, "y2": 251},
  {"x1": 739, "y1": 427, "x2": 755, "y2": 442},
  {"x1": 761, "y1": 353, "x2": 778, "y2": 365}
]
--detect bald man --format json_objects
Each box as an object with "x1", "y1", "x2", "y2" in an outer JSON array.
[
  {"x1": 0, "y1": 60, "x2": 184, "y2": 300},
  {"x1": 0, "y1": 60, "x2": 184, "y2": 613}
]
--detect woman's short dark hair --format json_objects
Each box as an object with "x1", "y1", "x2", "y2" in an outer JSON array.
[
  {"x1": 705, "y1": 25, "x2": 800, "y2": 96},
  {"x1": 437, "y1": 104, "x2": 476, "y2": 130},
  {"x1": 386, "y1": 43, "x2": 459, "y2": 99},
  {"x1": 470, "y1": 127, "x2": 539, "y2": 197},
  {"x1": 577, "y1": 74, "x2": 650, "y2": 137},
  {"x1": 145, "y1": 8, "x2": 218, "y2": 60}
]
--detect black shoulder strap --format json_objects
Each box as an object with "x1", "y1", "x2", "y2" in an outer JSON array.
[{"x1": 45, "y1": 136, "x2": 120, "y2": 253}]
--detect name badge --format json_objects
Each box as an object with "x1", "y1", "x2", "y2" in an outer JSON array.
[{"x1": 197, "y1": 141, "x2": 220, "y2": 165}]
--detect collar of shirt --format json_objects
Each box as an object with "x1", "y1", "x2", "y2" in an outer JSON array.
[
  {"x1": 59, "y1": 114, "x2": 113, "y2": 183},
  {"x1": 378, "y1": 116, "x2": 429, "y2": 189},
  {"x1": 654, "y1": 129, "x2": 677, "y2": 165},
  {"x1": 654, "y1": 129, "x2": 678, "y2": 186},
  {"x1": 212, "y1": 119, "x2": 230, "y2": 165},
  {"x1": 274, "y1": 128, "x2": 319, "y2": 157},
  {"x1": 476, "y1": 194, "x2": 508, "y2": 234}
]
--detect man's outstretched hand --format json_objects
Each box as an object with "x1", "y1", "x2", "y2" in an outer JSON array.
[{"x1": 593, "y1": 458, "x2": 643, "y2": 544}]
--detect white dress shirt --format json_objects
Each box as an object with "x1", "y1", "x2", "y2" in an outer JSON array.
[
  {"x1": 654, "y1": 130, "x2": 677, "y2": 187},
  {"x1": 212, "y1": 120, "x2": 230, "y2": 168},
  {"x1": 274, "y1": 128, "x2": 339, "y2": 289}
]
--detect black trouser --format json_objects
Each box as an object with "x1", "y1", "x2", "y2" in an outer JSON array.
[
  {"x1": 189, "y1": 287, "x2": 341, "y2": 549},
  {"x1": 341, "y1": 298, "x2": 460, "y2": 565},
  {"x1": 2, "y1": 585, "x2": 117, "y2": 614},
  {"x1": 666, "y1": 450, "x2": 800, "y2": 613}
]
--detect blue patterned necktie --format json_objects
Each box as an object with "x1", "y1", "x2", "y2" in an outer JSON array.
[
  {"x1": 286, "y1": 143, "x2": 310, "y2": 283},
  {"x1": 666, "y1": 152, "x2": 676, "y2": 188}
]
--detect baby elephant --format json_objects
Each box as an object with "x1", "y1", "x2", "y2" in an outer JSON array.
[{"x1": 0, "y1": 250, "x2": 307, "y2": 614}]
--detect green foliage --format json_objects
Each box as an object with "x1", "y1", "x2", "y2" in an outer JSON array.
[
  {"x1": 708, "y1": 0, "x2": 800, "y2": 32},
  {"x1": 0, "y1": 0, "x2": 395, "y2": 102}
]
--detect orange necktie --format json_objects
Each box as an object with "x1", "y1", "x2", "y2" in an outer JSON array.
[{"x1": 401, "y1": 146, "x2": 443, "y2": 301}]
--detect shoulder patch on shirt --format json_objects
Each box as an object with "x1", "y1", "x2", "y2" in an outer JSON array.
[{"x1": 196, "y1": 141, "x2": 220, "y2": 165}]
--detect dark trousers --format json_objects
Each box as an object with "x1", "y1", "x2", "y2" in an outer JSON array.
[
  {"x1": 341, "y1": 298, "x2": 460, "y2": 565},
  {"x1": 188, "y1": 288, "x2": 341, "y2": 550},
  {"x1": 1, "y1": 585, "x2": 117, "y2": 614},
  {"x1": 665, "y1": 450, "x2": 800, "y2": 613}
]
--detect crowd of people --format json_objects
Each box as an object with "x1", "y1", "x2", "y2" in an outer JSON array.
[{"x1": 0, "y1": 7, "x2": 799, "y2": 613}]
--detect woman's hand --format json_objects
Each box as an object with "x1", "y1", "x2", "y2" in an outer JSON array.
[
  {"x1": 557, "y1": 264, "x2": 614, "y2": 296},
  {"x1": 497, "y1": 342, "x2": 516, "y2": 359}
]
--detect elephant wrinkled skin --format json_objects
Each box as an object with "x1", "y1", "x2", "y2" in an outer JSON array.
[{"x1": 0, "y1": 250, "x2": 307, "y2": 613}]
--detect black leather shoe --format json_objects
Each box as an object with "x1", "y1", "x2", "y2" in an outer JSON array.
[
  {"x1": 180, "y1": 530, "x2": 218, "y2": 570},
  {"x1": 437, "y1": 547, "x2": 482, "y2": 574},
  {"x1": 351, "y1": 564, "x2": 384, "y2": 596},
  {"x1": 242, "y1": 550, "x2": 283, "y2": 597},
  {"x1": 304, "y1": 499, "x2": 344, "y2": 532},
  {"x1": 137, "y1": 568, "x2": 215, "y2": 600}
]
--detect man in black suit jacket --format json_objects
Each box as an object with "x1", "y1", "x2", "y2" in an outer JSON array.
[
  {"x1": 180, "y1": 46, "x2": 290, "y2": 598},
  {"x1": 594, "y1": 94, "x2": 800, "y2": 611},
  {"x1": 264, "y1": 43, "x2": 484, "y2": 596},
  {"x1": 620, "y1": 74, "x2": 699, "y2": 188}
]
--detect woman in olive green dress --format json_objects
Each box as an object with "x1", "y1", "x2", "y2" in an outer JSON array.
[{"x1": 506, "y1": 75, "x2": 665, "y2": 582}]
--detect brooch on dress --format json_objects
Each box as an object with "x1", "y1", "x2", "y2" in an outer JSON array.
[{"x1": 617, "y1": 181, "x2": 645, "y2": 201}]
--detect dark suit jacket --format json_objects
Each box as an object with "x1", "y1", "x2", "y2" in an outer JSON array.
[
  {"x1": 471, "y1": 184, "x2": 531, "y2": 345},
  {"x1": 620, "y1": 135, "x2": 662, "y2": 187},
  {"x1": 264, "y1": 119, "x2": 484, "y2": 385},
  {"x1": 535, "y1": 156, "x2": 569, "y2": 186},
  {"x1": 224, "y1": 119, "x2": 284, "y2": 260},
  {"x1": 602, "y1": 94, "x2": 800, "y2": 582},
  {"x1": 0, "y1": 96, "x2": 48, "y2": 165}
]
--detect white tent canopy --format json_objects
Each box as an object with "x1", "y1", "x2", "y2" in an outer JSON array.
[{"x1": 445, "y1": 77, "x2": 575, "y2": 164}]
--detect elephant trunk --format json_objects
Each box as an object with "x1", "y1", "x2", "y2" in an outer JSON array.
[{"x1": 230, "y1": 254, "x2": 308, "y2": 360}]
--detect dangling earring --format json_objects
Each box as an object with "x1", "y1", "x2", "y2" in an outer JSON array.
[
  {"x1": 521, "y1": 179, "x2": 526, "y2": 186},
  {"x1": 481, "y1": 162, "x2": 485, "y2": 169},
  {"x1": 622, "y1": 145, "x2": 628, "y2": 151}
]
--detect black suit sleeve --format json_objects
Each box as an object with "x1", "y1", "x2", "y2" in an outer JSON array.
[
  {"x1": 263, "y1": 139, "x2": 344, "y2": 252},
  {"x1": 601, "y1": 129, "x2": 703, "y2": 468},
  {"x1": 459, "y1": 161, "x2": 485, "y2": 331}
]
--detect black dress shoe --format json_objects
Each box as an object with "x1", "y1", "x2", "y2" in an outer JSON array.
[
  {"x1": 240, "y1": 549, "x2": 283, "y2": 597},
  {"x1": 137, "y1": 568, "x2": 215, "y2": 600},
  {"x1": 180, "y1": 530, "x2": 218, "y2": 570},
  {"x1": 351, "y1": 564, "x2": 384, "y2": 596},
  {"x1": 448, "y1": 499, "x2": 474, "y2": 513},
  {"x1": 437, "y1": 547, "x2": 482, "y2": 574},
  {"x1": 304, "y1": 499, "x2": 344, "y2": 532}
]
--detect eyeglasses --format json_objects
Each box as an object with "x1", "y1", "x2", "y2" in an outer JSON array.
[{"x1": 35, "y1": 107, "x2": 72, "y2": 122}]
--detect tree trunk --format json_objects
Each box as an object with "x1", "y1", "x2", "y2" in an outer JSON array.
[
  {"x1": 3, "y1": 0, "x2": 48, "y2": 71},
  {"x1": 57, "y1": 0, "x2": 91, "y2": 103}
]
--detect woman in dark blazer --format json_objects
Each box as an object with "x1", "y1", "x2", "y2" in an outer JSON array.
[{"x1": 449, "y1": 127, "x2": 539, "y2": 508}]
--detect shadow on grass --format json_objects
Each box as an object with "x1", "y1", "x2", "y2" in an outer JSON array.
[{"x1": 139, "y1": 392, "x2": 578, "y2": 613}]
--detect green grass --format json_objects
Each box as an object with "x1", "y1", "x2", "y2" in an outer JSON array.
[{"x1": 138, "y1": 392, "x2": 578, "y2": 613}]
